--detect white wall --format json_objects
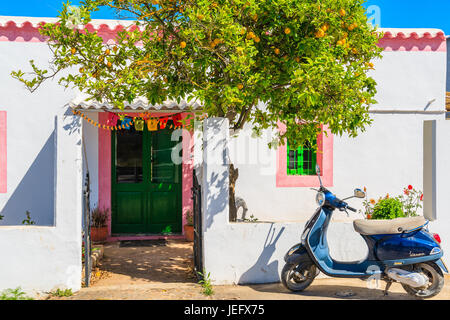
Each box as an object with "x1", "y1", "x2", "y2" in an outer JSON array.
[
  {"x1": 0, "y1": 113, "x2": 83, "y2": 295},
  {"x1": 207, "y1": 38, "x2": 449, "y2": 283},
  {"x1": 0, "y1": 41, "x2": 80, "y2": 225},
  {"x1": 82, "y1": 111, "x2": 99, "y2": 211},
  {"x1": 0, "y1": 40, "x2": 83, "y2": 293},
  {"x1": 203, "y1": 119, "x2": 369, "y2": 285}
]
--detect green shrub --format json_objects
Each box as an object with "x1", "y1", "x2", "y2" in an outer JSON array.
[
  {"x1": 0, "y1": 287, "x2": 33, "y2": 300},
  {"x1": 371, "y1": 198, "x2": 405, "y2": 220}
]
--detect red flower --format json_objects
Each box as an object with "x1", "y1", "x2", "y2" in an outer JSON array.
[
  {"x1": 420, "y1": 194, "x2": 423, "y2": 201},
  {"x1": 404, "y1": 189, "x2": 410, "y2": 195},
  {"x1": 408, "y1": 185, "x2": 413, "y2": 190}
]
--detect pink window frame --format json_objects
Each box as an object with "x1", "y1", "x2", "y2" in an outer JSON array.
[{"x1": 276, "y1": 122, "x2": 333, "y2": 188}]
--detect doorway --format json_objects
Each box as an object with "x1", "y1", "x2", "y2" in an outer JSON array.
[{"x1": 111, "y1": 119, "x2": 182, "y2": 235}]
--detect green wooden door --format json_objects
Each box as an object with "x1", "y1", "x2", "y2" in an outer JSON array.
[{"x1": 111, "y1": 120, "x2": 182, "y2": 235}]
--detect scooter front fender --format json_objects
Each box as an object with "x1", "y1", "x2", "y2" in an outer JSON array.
[
  {"x1": 284, "y1": 243, "x2": 310, "y2": 265},
  {"x1": 436, "y1": 258, "x2": 449, "y2": 273}
]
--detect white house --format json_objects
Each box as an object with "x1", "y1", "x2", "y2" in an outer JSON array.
[{"x1": 0, "y1": 16, "x2": 449, "y2": 293}]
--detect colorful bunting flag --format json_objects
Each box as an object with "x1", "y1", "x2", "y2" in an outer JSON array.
[
  {"x1": 107, "y1": 112, "x2": 120, "y2": 127},
  {"x1": 121, "y1": 117, "x2": 132, "y2": 130},
  {"x1": 134, "y1": 119, "x2": 144, "y2": 131},
  {"x1": 159, "y1": 117, "x2": 169, "y2": 129},
  {"x1": 172, "y1": 113, "x2": 182, "y2": 128},
  {"x1": 71, "y1": 108, "x2": 190, "y2": 131},
  {"x1": 146, "y1": 118, "x2": 158, "y2": 131}
]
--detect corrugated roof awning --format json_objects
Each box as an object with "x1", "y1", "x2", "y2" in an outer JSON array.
[{"x1": 69, "y1": 93, "x2": 203, "y2": 111}]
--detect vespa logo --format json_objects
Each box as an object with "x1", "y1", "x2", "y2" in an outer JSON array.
[{"x1": 409, "y1": 251, "x2": 425, "y2": 257}]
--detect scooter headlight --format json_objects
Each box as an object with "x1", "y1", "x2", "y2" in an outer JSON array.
[{"x1": 316, "y1": 192, "x2": 325, "y2": 206}]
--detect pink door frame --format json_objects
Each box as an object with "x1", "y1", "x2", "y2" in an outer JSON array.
[{"x1": 97, "y1": 112, "x2": 194, "y2": 241}]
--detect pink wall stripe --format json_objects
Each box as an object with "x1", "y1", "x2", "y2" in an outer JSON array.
[
  {"x1": 0, "y1": 111, "x2": 6, "y2": 193},
  {"x1": 98, "y1": 113, "x2": 112, "y2": 235}
]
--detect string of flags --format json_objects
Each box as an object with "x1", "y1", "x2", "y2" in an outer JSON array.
[{"x1": 71, "y1": 108, "x2": 207, "y2": 131}]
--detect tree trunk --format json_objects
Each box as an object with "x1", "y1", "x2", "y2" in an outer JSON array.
[{"x1": 229, "y1": 163, "x2": 239, "y2": 222}]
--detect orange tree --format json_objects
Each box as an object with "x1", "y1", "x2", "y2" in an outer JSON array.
[
  {"x1": 13, "y1": 0, "x2": 382, "y2": 220},
  {"x1": 12, "y1": 0, "x2": 382, "y2": 148}
]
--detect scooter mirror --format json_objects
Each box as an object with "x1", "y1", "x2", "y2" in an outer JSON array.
[
  {"x1": 354, "y1": 188, "x2": 365, "y2": 198},
  {"x1": 315, "y1": 164, "x2": 321, "y2": 175}
]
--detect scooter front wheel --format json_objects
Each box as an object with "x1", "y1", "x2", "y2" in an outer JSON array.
[
  {"x1": 401, "y1": 261, "x2": 444, "y2": 299},
  {"x1": 281, "y1": 259, "x2": 317, "y2": 292}
]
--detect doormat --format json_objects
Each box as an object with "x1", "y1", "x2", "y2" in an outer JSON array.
[{"x1": 119, "y1": 239, "x2": 168, "y2": 247}]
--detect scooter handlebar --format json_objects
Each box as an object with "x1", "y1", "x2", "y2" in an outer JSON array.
[{"x1": 347, "y1": 206, "x2": 357, "y2": 212}]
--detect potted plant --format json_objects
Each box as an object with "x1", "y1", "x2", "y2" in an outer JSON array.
[
  {"x1": 361, "y1": 185, "x2": 424, "y2": 220},
  {"x1": 184, "y1": 210, "x2": 194, "y2": 242},
  {"x1": 91, "y1": 206, "x2": 109, "y2": 242}
]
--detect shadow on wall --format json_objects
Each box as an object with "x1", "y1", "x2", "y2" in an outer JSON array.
[
  {"x1": 238, "y1": 224, "x2": 285, "y2": 284},
  {"x1": 0, "y1": 131, "x2": 55, "y2": 226},
  {"x1": 204, "y1": 170, "x2": 229, "y2": 231}
]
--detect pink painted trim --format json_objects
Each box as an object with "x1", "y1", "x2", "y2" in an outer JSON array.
[
  {"x1": 276, "y1": 123, "x2": 333, "y2": 188},
  {"x1": 180, "y1": 113, "x2": 194, "y2": 235},
  {"x1": 98, "y1": 112, "x2": 194, "y2": 236},
  {"x1": 98, "y1": 113, "x2": 112, "y2": 235},
  {"x1": 1, "y1": 20, "x2": 446, "y2": 52},
  {"x1": 378, "y1": 37, "x2": 446, "y2": 52},
  {"x1": 0, "y1": 111, "x2": 6, "y2": 193}
]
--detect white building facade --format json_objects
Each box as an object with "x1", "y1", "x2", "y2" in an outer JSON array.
[{"x1": 0, "y1": 16, "x2": 449, "y2": 292}]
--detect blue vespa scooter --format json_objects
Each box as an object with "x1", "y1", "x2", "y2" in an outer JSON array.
[{"x1": 282, "y1": 165, "x2": 447, "y2": 298}]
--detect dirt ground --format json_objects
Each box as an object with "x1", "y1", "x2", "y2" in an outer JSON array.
[{"x1": 49, "y1": 239, "x2": 450, "y2": 300}]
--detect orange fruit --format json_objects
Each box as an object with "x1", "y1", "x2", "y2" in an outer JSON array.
[
  {"x1": 113, "y1": 46, "x2": 118, "y2": 52},
  {"x1": 237, "y1": 83, "x2": 244, "y2": 90},
  {"x1": 254, "y1": 36, "x2": 260, "y2": 43},
  {"x1": 315, "y1": 29, "x2": 325, "y2": 38},
  {"x1": 339, "y1": 9, "x2": 346, "y2": 16},
  {"x1": 107, "y1": 61, "x2": 112, "y2": 68},
  {"x1": 246, "y1": 31, "x2": 255, "y2": 39},
  {"x1": 274, "y1": 48, "x2": 280, "y2": 55},
  {"x1": 352, "y1": 48, "x2": 358, "y2": 54},
  {"x1": 71, "y1": 47, "x2": 76, "y2": 55},
  {"x1": 321, "y1": 24, "x2": 329, "y2": 32},
  {"x1": 105, "y1": 49, "x2": 110, "y2": 55},
  {"x1": 197, "y1": 14, "x2": 204, "y2": 20},
  {"x1": 180, "y1": 41, "x2": 186, "y2": 48},
  {"x1": 284, "y1": 27, "x2": 291, "y2": 35}
]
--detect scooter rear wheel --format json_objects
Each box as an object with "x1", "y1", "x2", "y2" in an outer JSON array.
[
  {"x1": 282, "y1": 259, "x2": 317, "y2": 292},
  {"x1": 401, "y1": 261, "x2": 444, "y2": 299}
]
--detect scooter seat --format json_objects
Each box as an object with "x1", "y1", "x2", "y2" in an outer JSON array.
[{"x1": 353, "y1": 216, "x2": 427, "y2": 235}]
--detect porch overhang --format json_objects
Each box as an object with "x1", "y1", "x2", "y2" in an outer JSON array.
[{"x1": 69, "y1": 93, "x2": 203, "y2": 112}]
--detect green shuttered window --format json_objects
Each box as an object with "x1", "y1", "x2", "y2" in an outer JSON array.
[{"x1": 287, "y1": 140, "x2": 317, "y2": 176}]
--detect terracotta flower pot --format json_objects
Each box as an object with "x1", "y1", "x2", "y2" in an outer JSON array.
[
  {"x1": 91, "y1": 226, "x2": 108, "y2": 242},
  {"x1": 184, "y1": 225, "x2": 194, "y2": 242}
]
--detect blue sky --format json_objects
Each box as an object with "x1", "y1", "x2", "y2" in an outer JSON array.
[{"x1": 1, "y1": 0, "x2": 450, "y2": 34}]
